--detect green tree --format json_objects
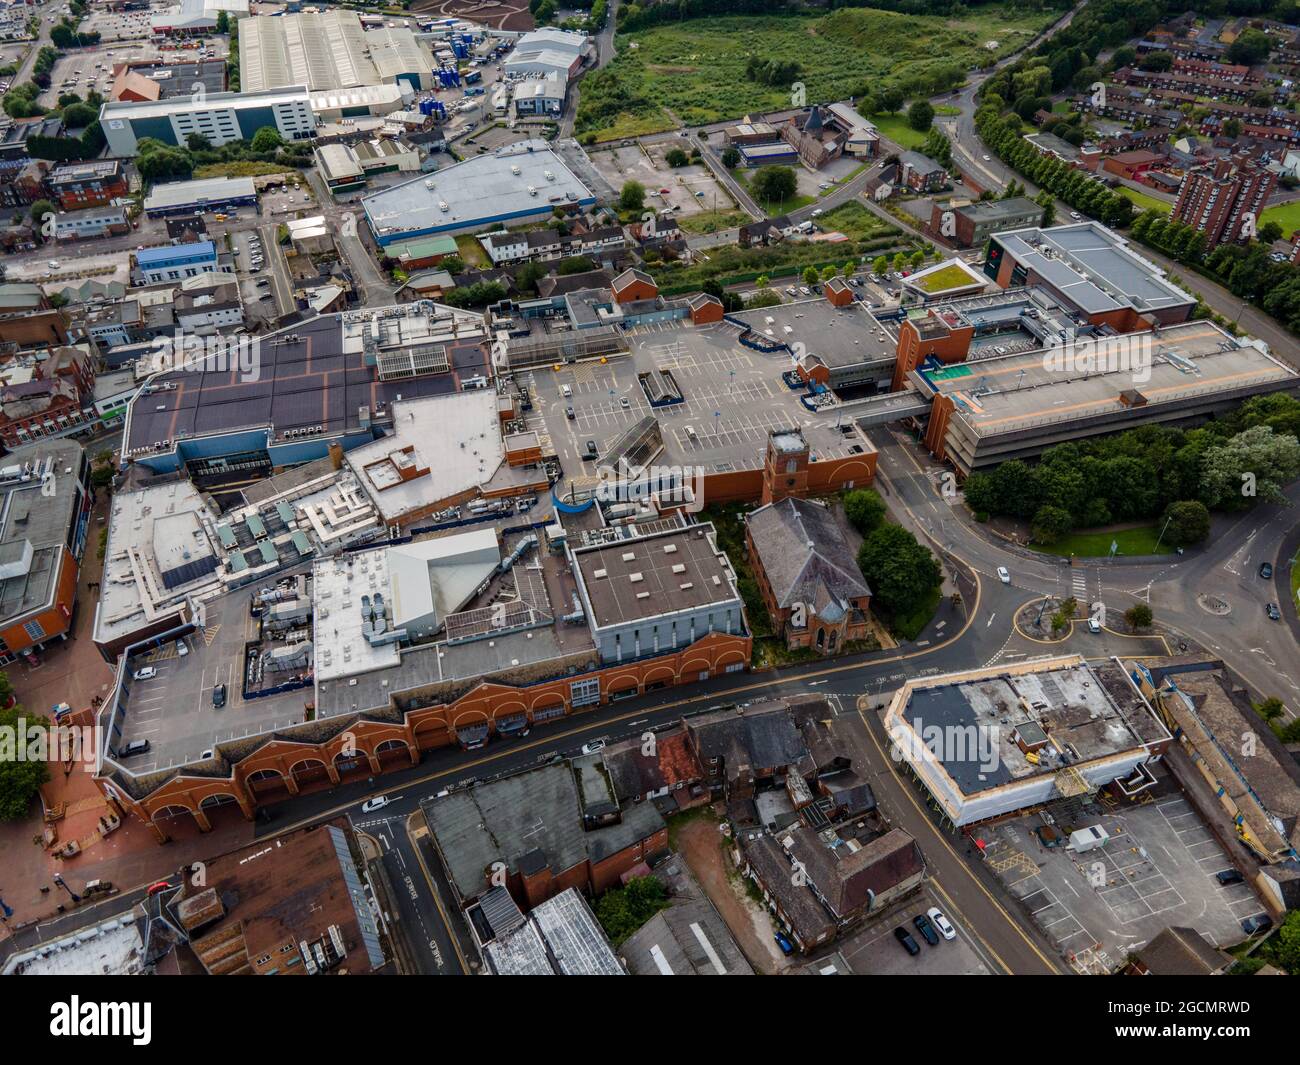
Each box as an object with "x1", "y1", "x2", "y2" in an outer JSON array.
[
  {"x1": 1160, "y1": 500, "x2": 1210, "y2": 547},
  {"x1": 664, "y1": 147, "x2": 688, "y2": 167},
  {"x1": 750, "y1": 165, "x2": 797, "y2": 205},
  {"x1": 872, "y1": 255, "x2": 889, "y2": 275},
  {"x1": 843, "y1": 488, "x2": 886, "y2": 534},
  {"x1": 1200, "y1": 426, "x2": 1300, "y2": 509},
  {"x1": 186, "y1": 132, "x2": 213, "y2": 152},
  {"x1": 1125, "y1": 603, "x2": 1153, "y2": 630},
  {"x1": 60, "y1": 102, "x2": 97, "y2": 128},
  {"x1": 250, "y1": 126, "x2": 283, "y2": 153},
  {"x1": 907, "y1": 100, "x2": 934, "y2": 132},
  {"x1": 1031, "y1": 504, "x2": 1073, "y2": 544},
  {"x1": 856, "y1": 524, "x2": 941, "y2": 618},
  {"x1": 1254, "y1": 696, "x2": 1286, "y2": 722},
  {"x1": 619, "y1": 180, "x2": 645, "y2": 212},
  {"x1": 594, "y1": 876, "x2": 670, "y2": 945},
  {"x1": 1227, "y1": 29, "x2": 1271, "y2": 66},
  {"x1": 801, "y1": 266, "x2": 819, "y2": 286},
  {"x1": 0, "y1": 703, "x2": 50, "y2": 821},
  {"x1": 722, "y1": 146, "x2": 741, "y2": 168}
]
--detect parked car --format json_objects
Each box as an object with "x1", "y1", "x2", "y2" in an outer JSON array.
[
  {"x1": 1266, "y1": 602, "x2": 1281, "y2": 621},
  {"x1": 145, "y1": 879, "x2": 173, "y2": 896},
  {"x1": 133, "y1": 666, "x2": 157, "y2": 680},
  {"x1": 1241, "y1": 913, "x2": 1273, "y2": 935},
  {"x1": 581, "y1": 739, "x2": 606, "y2": 755},
  {"x1": 913, "y1": 913, "x2": 940, "y2": 946},
  {"x1": 584, "y1": 440, "x2": 598, "y2": 460},
  {"x1": 620, "y1": 396, "x2": 631, "y2": 410},
  {"x1": 1215, "y1": 869, "x2": 1244, "y2": 886},
  {"x1": 927, "y1": 907, "x2": 957, "y2": 940},
  {"x1": 212, "y1": 683, "x2": 227, "y2": 709},
  {"x1": 1259, "y1": 561, "x2": 1273, "y2": 579},
  {"x1": 361, "y1": 796, "x2": 391, "y2": 813},
  {"x1": 773, "y1": 931, "x2": 794, "y2": 955},
  {"x1": 565, "y1": 405, "x2": 575, "y2": 420},
  {"x1": 120, "y1": 739, "x2": 151, "y2": 757},
  {"x1": 893, "y1": 926, "x2": 921, "y2": 956}
]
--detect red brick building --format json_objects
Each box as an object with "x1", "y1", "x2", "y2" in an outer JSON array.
[
  {"x1": 611, "y1": 267, "x2": 658, "y2": 303},
  {"x1": 1173, "y1": 154, "x2": 1278, "y2": 249},
  {"x1": 47, "y1": 160, "x2": 130, "y2": 211},
  {"x1": 0, "y1": 345, "x2": 97, "y2": 449}
]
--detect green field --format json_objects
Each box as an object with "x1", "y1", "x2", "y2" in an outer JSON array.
[
  {"x1": 1261, "y1": 199, "x2": 1300, "y2": 241},
  {"x1": 576, "y1": 7, "x2": 1059, "y2": 140},
  {"x1": 868, "y1": 113, "x2": 930, "y2": 151},
  {"x1": 1117, "y1": 186, "x2": 1171, "y2": 215},
  {"x1": 736, "y1": 172, "x2": 814, "y2": 215},
  {"x1": 818, "y1": 200, "x2": 898, "y2": 241},
  {"x1": 677, "y1": 208, "x2": 752, "y2": 235},
  {"x1": 1028, "y1": 525, "x2": 1175, "y2": 558}
]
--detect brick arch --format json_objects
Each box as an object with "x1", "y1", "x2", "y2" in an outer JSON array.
[
  {"x1": 150, "y1": 803, "x2": 197, "y2": 823},
  {"x1": 198, "y1": 792, "x2": 240, "y2": 809},
  {"x1": 643, "y1": 664, "x2": 676, "y2": 685},
  {"x1": 449, "y1": 708, "x2": 490, "y2": 729},
  {"x1": 247, "y1": 767, "x2": 286, "y2": 782},
  {"x1": 607, "y1": 673, "x2": 639, "y2": 694},
  {"x1": 375, "y1": 738, "x2": 409, "y2": 753},
  {"x1": 529, "y1": 691, "x2": 565, "y2": 712},
  {"x1": 680, "y1": 657, "x2": 712, "y2": 675},
  {"x1": 489, "y1": 699, "x2": 527, "y2": 720},
  {"x1": 714, "y1": 650, "x2": 747, "y2": 670}
]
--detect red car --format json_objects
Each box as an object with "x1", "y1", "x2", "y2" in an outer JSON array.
[{"x1": 145, "y1": 880, "x2": 172, "y2": 897}]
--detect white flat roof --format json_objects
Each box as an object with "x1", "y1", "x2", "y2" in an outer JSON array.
[{"x1": 344, "y1": 391, "x2": 504, "y2": 522}]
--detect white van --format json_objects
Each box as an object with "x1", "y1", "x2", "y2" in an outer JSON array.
[{"x1": 561, "y1": 384, "x2": 572, "y2": 398}]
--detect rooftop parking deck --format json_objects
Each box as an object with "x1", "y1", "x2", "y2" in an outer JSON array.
[{"x1": 524, "y1": 319, "x2": 878, "y2": 476}]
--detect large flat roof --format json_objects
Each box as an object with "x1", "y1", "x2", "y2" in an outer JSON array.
[
  {"x1": 363, "y1": 140, "x2": 594, "y2": 240},
  {"x1": 344, "y1": 391, "x2": 503, "y2": 522},
  {"x1": 895, "y1": 658, "x2": 1166, "y2": 797},
  {"x1": 240, "y1": 11, "x2": 377, "y2": 92},
  {"x1": 123, "y1": 304, "x2": 490, "y2": 461},
  {"x1": 572, "y1": 524, "x2": 738, "y2": 629},
  {"x1": 994, "y1": 222, "x2": 1195, "y2": 317},
  {"x1": 143, "y1": 176, "x2": 256, "y2": 212},
  {"x1": 0, "y1": 440, "x2": 83, "y2": 626},
  {"x1": 730, "y1": 298, "x2": 896, "y2": 371},
  {"x1": 916, "y1": 321, "x2": 1299, "y2": 439},
  {"x1": 100, "y1": 86, "x2": 310, "y2": 124}
]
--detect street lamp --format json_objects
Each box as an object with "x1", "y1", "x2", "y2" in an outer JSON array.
[{"x1": 52, "y1": 873, "x2": 80, "y2": 903}]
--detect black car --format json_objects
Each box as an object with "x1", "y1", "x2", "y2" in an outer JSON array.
[
  {"x1": 1215, "y1": 869, "x2": 1244, "y2": 886},
  {"x1": 1259, "y1": 561, "x2": 1274, "y2": 579},
  {"x1": 584, "y1": 440, "x2": 598, "y2": 460},
  {"x1": 1241, "y1": 914, "x2": 1273, "y2": 935},
  {"x1": 212, "y1": 683, "x2": 227, "y2": 709},
  {"x1": 912, "y1": 913, "x2": 940, "y2": 946},
  {"x1": 893, "y1": 926, "x2": 921, "y2": 956},
  {"x1": 566, "y1": 405, "x2": 575, "y2": 420},
  {"x1": 1266, "y1": 602, "x2": 1282, "y2": 621}
]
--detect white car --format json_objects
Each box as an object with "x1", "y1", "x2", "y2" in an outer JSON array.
[
  {"x1": 361, "y1": 796, "x2": 390, "y2": 812},
  {"x1": 1069, "y1": 212, "x2": 1081, "y2": 221},
  {"x1": 133, "y1": 666, "x2": 157, "y2": 680},
  {"x1": 581, "y1": 740, "x2": 606, "y2": 755},
  {"x1": 982, "y1": 154, "x2": 990, "y2": 161},
  {"x1": 997, "y1": 566, "x2": 1011, "y2": 584},
  {"x1": 927, "y1": 907, "x2": 957, "y2": 940}
]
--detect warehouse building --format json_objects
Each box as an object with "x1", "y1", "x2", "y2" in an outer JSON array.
[
  {"x1": 502, "y1": 27, "x2": 590, "y2": 81},
  {"x1": 362, "y1": 139, "x2": 595, "y2": 245},
  {"x1": 150, "y1": 0, "x2": 249, "y2": 36},
  {"x1": 100, "y1": 88, "x2": 315, "y2": 154},
  {"x1": 240, "y1": 11, "x2": 439, "y2": 93},
  {"x1": 884, "y1": 656, "x2": 1172, "y2": 827},
  {"x1": 143, "y1": 176, "x2": 258, "y2": 218},
  {"x1": 308, "y1": 84, "x2": 409, "y2": 124}
]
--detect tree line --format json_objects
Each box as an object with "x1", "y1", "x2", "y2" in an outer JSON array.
[{"x1": 961, "y1": 395, "x2": 1300, "y2": 545}]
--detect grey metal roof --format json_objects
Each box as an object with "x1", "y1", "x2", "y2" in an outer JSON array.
[
  {"x1": 621, "y1": 898, "x2": 755, "y2": 975},
  {"x1": 422, "y1": 763, "x2": 666, "y2": 904},
  {"x1": 746, "y1": 497, "x2": 869, "y2": 609}
]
